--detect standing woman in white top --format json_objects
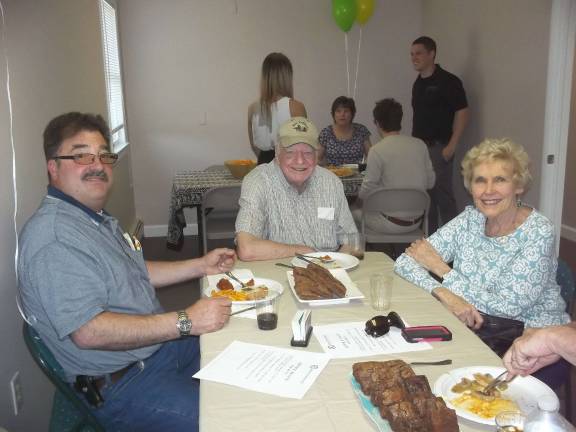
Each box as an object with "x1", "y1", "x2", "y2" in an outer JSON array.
[{"x1": 248, "y1": 52, "x2": 307, "y2": 164}]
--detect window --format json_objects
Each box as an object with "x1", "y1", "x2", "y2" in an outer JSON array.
[{"x1": 99, "y1": 0, "x2": 128, "y2": 152}]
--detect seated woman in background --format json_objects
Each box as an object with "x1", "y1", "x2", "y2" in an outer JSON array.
[
  {"x1": 319, "y1": 96, "x2": 371, "y2": 166},
  {"x1": 356, "y1": 98, "x2": 435, "y2": 234},
  {"x1": 248, "y1": 52, "x2": 307, "y2": 165},
  {"x1": 394, "y1": 138, "x2": 570, "y2": 387}
]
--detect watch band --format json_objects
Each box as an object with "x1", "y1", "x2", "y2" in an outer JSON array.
[{"x1": 176, "y1": 310, "x2": 192, "y2": 336}]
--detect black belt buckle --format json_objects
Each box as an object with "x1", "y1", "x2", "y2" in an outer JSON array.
[{"x1": 74, "y1": 375, "x2": 104, "y2": 407}]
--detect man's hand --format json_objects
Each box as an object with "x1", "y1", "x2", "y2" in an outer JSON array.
[
  {"x1": 186, "y1": 297, "x2": 232, "y2": 335},
  {"x1": 202, "y1": 248, "x2": 236, "y2": 275},
  {"x1": 503, "y1": 327, "x2": 562, "y2": 376},
  {"x1": 441, "y1": 144, "x2": 456, "y2": 161},
  {"x1": 406, "y1": 239, "x2": 451, "y2": 278},
  {"x1": 433, "y1": 287, "x2": 483, "y2": 329}
]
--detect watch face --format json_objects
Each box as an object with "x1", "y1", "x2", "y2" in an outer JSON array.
[{"x1": 177, "y1": 312, "x2": 192, "y2": 335}]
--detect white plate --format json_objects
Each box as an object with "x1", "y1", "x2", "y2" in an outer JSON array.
[
  {"x1": 286, "y1": 268, "x2": 364, "y2": 305},
  {"x1": 291, "y1": 252, "x2": 360, "y2": 271},
  {"x1": 433, "y1": 366, "x2": 557, "y2": 426},
  {"x1": 203, "y1": 277, "x2": 284, "y2": 306}
]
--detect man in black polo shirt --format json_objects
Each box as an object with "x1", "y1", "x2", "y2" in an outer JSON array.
[{"x1": 411, "y1": 36, "x2": 469, "y2": 233}]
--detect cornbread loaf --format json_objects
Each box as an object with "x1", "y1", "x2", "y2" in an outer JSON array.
[
  {"x1": 353, "y1": 360, "x2": 459, "y2": 432},
  {"x1": 293, "y1": 262, "x2": 346, "y2": 299}
]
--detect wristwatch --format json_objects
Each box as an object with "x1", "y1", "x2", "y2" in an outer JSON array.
[{"x1": 176, "y1": 311, "x2": 192, "y2": 337}]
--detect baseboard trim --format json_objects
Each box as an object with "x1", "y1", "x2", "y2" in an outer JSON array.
[
  {"x1": 144, "y1": 224, "x2": 198, "y2": 238},
  {"x1": 561, "y1": 224, "x2": 576, "y2": 242}
]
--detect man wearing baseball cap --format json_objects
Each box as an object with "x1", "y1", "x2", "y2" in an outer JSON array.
[{"x1": 236, "y1": 117, "x2": 357, "y2": 261}]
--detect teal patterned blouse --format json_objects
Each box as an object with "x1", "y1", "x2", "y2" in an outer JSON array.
[{"x1": 394, "y1": 206, "x2": 570, "y2": 328}]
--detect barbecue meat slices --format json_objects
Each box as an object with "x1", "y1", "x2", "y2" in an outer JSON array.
[
  {"x1": 293, "y1": 262, "x2": 346, "y2": 299},
  {"x1": 353, "y1": 360, "x2": 459, "y2": 432}
]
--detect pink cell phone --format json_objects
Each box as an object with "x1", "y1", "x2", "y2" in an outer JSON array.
[{"x1": 401, "y1": 325, "x2": 452, "y2": 343}]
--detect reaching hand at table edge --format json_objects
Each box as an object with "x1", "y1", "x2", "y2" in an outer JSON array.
[
  {"x1": 503, "y1": 323, "x2": 576, "y2": 376},
  {"x1": 202, "y1": 248, "x2": 237, "y2": 275}
]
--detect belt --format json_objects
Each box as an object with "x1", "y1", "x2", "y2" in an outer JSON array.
[
  {"x1": 381, "y1": 214, "x2": 424, "y2": 227},
  {"x1": 423, "y1": 139, "x2": 448, "y2": 147},
  {"x1": 92, "y1": 362, "x2": 136, "y2": 392}
]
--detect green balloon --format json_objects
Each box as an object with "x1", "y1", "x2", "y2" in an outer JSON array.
[{"x1": 332, "y1": 0, "x2": 357, "y2": 32}]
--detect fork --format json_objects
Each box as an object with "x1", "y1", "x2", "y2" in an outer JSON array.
[
  {"x1": 299, "y1": 254, "x2": 335, "y2": 263},
  {"x1": 481, "y1": 371, "x2": 516, "y2": 395},
  {"x1": 225, "y1": 271, "x2": 248, "y2": 289},
  {"x1": 295, "y1": 254, "x2": 318, "y2": 265},
  {"x1": 409, "y1": 359, "x2": 452, "y2": 366}
]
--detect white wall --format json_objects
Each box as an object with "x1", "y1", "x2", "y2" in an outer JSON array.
[
  {"x1": 0, "y1": 0, "x2": 136, "y2": 429},
  {"x1": 118, "y1": 0, "x2": 423, "y2": 228},
  {"x1": 421, "y1": 0, "x2": 552, "y2": 210}
]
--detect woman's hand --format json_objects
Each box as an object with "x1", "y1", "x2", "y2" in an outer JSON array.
[
  {"x1": 432, "y1": 287, "x2": 484, "y2": 329},
  {"x1": 406, "y1": 239, "x2": 451, "y2": 278}
]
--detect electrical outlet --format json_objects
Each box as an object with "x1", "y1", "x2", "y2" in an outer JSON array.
[{"x1": 10, "y1": 371, "x2": 23, "y2": 416}]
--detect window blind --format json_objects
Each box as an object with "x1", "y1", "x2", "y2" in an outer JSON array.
[{"x1": 99, "y1": 0, "x2": 127, "y2": 151}]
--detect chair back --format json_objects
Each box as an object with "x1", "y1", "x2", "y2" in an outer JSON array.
[
  {"x1": 202, "y1": 185, "x2": 241, "y2": 211},
  {"x1": 23, "y1": 323, "x2": 104, "y2": 432},
  {"x1": 201, "y1": 186, "x2": 242, "y2": 254},
  {"x1": 361, "y1": 188, "x2": 430, "y2": 244},
  {"x1": 557, "y1": 258, "x2": 575, "y2": 314}
]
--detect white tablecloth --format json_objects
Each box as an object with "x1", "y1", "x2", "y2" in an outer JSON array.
[{"x1": 200, "y1": 252, "x2": 500, "y2": 431}]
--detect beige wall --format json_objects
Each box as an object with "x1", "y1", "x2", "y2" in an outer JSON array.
[
  {"x1": 562, "y1": 44, "x2": 576, "y2": 232},
  {"x1": 422, "y1": 0, "x2": 552, "y2": 210},
  {"x1": 118, "y1": 0, "x2": 423, "y2": 228},
  {"x1": 0, "y1": 0, "x2": 136, "y2": 429}
]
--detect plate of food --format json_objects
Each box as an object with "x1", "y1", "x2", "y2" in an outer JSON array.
[
  {"x1": 286, "y1": 263, "x2": 364, "y2": 305},
  {"x1": 203, "y1": 276, "x2": 284, "y2": 305},
  {"x1": 433, "y1": 366, "x2": 557, "y2": 425},
  {"x1": 291, "y1": 252, "x2": 359, "y2": 271},
  {"x1": 327, "y1": 166, "x2": 355, "y2": 177}
]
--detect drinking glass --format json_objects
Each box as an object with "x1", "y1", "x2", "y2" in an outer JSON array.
[
  {"x1": 495, "y1": 411, "x2": 526, "y2": 432},
  {"x1": 370, "y1": 273, "x2": 393, "y2": 311},
  {"x1": 338, "y1": 232, "x2": 365, "y2": 260}
]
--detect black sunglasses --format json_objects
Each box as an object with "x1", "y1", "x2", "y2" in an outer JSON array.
[{"x1": 365, "y1": 312, "x2": 406, "y2": 337}]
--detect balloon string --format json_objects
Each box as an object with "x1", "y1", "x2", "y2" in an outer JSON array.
[
  {"x1": 353, "y1": 27, "x2": 362, "y2": 99},
  {"x1": 345, "y1": 32, "x2": 350, "y2": 97}
]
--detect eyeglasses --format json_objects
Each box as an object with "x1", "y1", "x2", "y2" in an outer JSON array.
[
  {"x1": 365, "y1": 312, "x2": 405, "y2": 338},
  {"x1": 283, "y1": 149, "x2": 316, "y2": 161},
  {"x1": 52, "y1": 153, "x2": 118, "y2": 165}
]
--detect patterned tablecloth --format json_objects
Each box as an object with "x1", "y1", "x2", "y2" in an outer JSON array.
[{"x1": 166, "y1": 167, "x2": 364, "y2": 248}]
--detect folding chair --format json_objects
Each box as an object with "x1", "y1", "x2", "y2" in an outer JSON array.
[
  {"x1": 23, "y1": 323, "x2": 104, "y2": 432},
  {"x1": 360, "y1": 188, "x2": 430, "y2": 245},
  {"x1": 556, "y1": 258, "x2": 575, "y2": 423},
  {"x1": 200, "y1": 185, "x2": 241, "y2": 255}
]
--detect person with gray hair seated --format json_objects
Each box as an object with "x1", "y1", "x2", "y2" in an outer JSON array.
[
  {"x1": 236, "y1": 117, "x2": 358, "y2": 261},
  {"x1": 394, "y1": 138, "x2": 569, "y2": 389}
]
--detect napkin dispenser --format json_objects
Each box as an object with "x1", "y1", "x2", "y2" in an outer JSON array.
[{"x1": 290, "y1": 310, "x2": 313, "y2": 347}]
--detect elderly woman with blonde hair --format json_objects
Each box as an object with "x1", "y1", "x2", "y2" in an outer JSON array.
[{"x1": 394, "y1": 138, "x2": 569, "y2": 386}]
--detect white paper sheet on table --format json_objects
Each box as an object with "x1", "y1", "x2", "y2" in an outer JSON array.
[
  {"x1": 206, "y1": 270, "x2": 256, "y2": 318},
  {"x1": 313, "y1": 321, "x2": 432, "y2": 358},
  {"x1": 193, "y1": 341, "x2": 330, "y2": 399}
]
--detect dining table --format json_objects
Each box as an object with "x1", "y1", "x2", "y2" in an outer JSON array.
[
  {"x1": 166, "y1": 166, "x2": 364, "y2": 250},
  {"x1": 199, "y1": 252, "x2": 502, "y2": 432}
]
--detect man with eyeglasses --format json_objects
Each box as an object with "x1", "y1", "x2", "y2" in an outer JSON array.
[
  {"x1": 236, "y1": 117, "x2": 357, "y2": 261},
  {"x1": 18, "y1": 112, "x2": 236, "y2": 431}
]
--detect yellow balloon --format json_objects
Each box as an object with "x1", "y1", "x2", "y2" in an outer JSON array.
[{"x1": 356, "y1": 0, "x2": 375, "y2": 25}]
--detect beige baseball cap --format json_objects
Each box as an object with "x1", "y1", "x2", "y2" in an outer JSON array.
[{"x1": 278, "y1": 117, "x2": 319, "y2": 150}]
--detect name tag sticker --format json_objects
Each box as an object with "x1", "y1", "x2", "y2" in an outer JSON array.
[{"x1": 317, "y1": 207, "x2": 335, "y2": 220}]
